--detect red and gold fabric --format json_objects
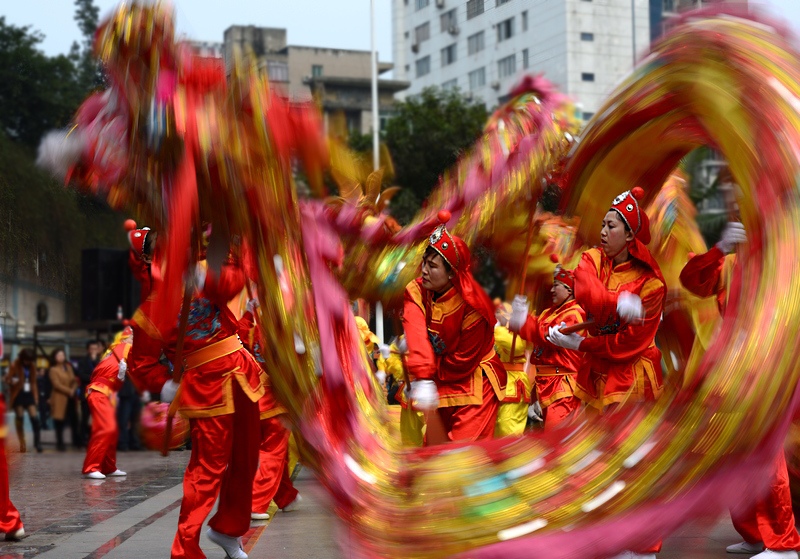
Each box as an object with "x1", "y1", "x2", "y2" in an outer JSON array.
[
  {"x1": 519, "y1": 299, "x2": 585, "y2": 408},
  {"x1": 403, "y1": 279, "x2": 506, "y2": 406},
  {"x1": 0, "y1": 396, "x2": 22, "y2": 536},
  {"x1": 492, "y1": 325, "x2": 530, "y2": 438},
  {"x1": 251, "y1": 415, "x2": 291, "y2": 514},
  {"x1": 572, "y1": 248, "x2": 666, "y2": 410},
  {"x1": 87, "y1": 342, "x2": 130, "y2": 397},
  {"x1": 237, "y1": 311, "x2": 286, "y2": 419},
  {"x1": 386, "y1": 345, "x2": 425, "y2": 447},
  {"x1": 129, "y1": 260, "x2": 266, "y2": 419},
  {"x1": 82, "y1": 391, "x2": 120, "y2": 475},
  {"x1": 681, "y1": 249, "x2": 800, "y2": 550}
]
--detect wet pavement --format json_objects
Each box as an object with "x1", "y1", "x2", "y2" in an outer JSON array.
[{"x1": 0, "y1": 426, "x2": 775, "y2": 559}]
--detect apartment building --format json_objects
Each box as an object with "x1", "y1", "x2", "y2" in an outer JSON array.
[{"x1": 393, "y1": 0, "x2": 651, "y2": 118}]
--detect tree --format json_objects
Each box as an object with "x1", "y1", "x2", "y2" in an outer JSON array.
[
  {"x1": 385, "y1": 87, "x2": 488, "y2": 209},
  {"x1": 72, "y1": 0, "x2": 104, "y2": 91}
]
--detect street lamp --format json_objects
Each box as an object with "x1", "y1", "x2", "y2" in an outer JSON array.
[{"x1": 371, "y1": 0, "x2": 385, "y2": 343}]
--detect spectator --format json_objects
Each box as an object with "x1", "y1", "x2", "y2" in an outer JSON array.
[
  {"x1": 116, "y1": 375, "x2": 142, "y2": 451},
  {"x1": 76, "y1": 341, "x2": 102, "y2": 446},
  {"x1": 37, "y1": 366, "x2": 51, "y2": 430},
  {"x1": 48, "y1": 348, "x2": 78, "y2": 452},
  {"x1": 4, "y1": 349, "x2": 41, "y2": 452}
]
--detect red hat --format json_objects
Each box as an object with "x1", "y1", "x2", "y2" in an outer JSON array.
[
  {"x1": 609, "y1": 187, "x2": 650, "y2": 244},
  {"x1": 125, "y1": 220, "x2": 152, "y2": 259},
  {"x1": 428, "y1": 210, "x2": 461, "y2": 270},
  {"x1": 550, "y1": 253, "x2": 574, "y2": 291}
]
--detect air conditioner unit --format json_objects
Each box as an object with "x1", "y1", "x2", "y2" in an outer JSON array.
[
  {"x1": 436, "y1": 0, "x2": 445, "y2": 8},
  {"x1": 411, "y1": 42, "x2": 419, "y2": 53},
  {"x1": 448, "y1": 25, "x2": 460, "y2": 35},
  {"x1": 490, "y1": 80, "x2": 501, "y2": 90}
]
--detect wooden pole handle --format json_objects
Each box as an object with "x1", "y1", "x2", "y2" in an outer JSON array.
[{"x1": 558, "y1": 320, "x2": 594, "y2": 335}]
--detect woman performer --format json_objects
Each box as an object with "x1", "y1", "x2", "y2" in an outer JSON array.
[
  {"x1": 402, "y1": 211, "x2": 507, "y2": 443},
  {"x1": 82, "y1": 327, "x2": 132, "y2": 479},
  {"x1": 4, "y1": 349, "x2": 41, "y2": 453},
  {"x1": 508, "y1": 256, "x2": 586, "y2": 430},
  {"x1": 545, "y1": 187, "x2": 666, "y2": 559},
  {"x1": 681, "y1": 221, "x2": 800, "y2": 559},
  {"x1": 493, "y1": 302, "x2": 532, "y2": 437}
]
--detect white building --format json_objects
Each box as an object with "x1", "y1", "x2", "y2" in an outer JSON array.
[{"x1": 393, "y1": 0, "x2": 651, "y2": 119}]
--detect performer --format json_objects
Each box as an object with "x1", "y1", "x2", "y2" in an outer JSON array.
[
  {"x1": 237, "y1": 302, "x2": 301, "y2": 521},
  {"x1": 546, "y1": 188, "x2": 665, "y2": 559},
  {"x1": 4, "y1": 349, "x2": 42, "y2": 453},
  {"x1": 82, "y1": 327, "x2": 132, "y2": 479},
  {"x1": 402, "y1": 211, "x2": 507, "y2": 443},
  {"x1": 129, "y1": 250, "x2": 265, "y2": 559},
  {"x1": 0, "y1": 394, "x2": 24, "y2": 541},
  {"x1": 493, "y1": 302, "x2": 531, "y2": 437},
  {"x1": 680, "y1": 221, "x2": 800, "y2": 559},
  {"x1": 509, "y1": 258, "x2": 587, "y2": 430}
]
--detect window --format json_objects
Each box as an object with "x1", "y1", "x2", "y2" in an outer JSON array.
[
  {"x1": 416, "y1": 56, "x2": 431, "y2": 77},
  {"x1": 497, "y1": 17, "x2": 514, "y2": 42},
  {"x1": 467, "y1": 0, "x2": 484, "y2": 19},
  {"x1": 663, "y1": 0, "x2": 676, "y2": 11},
  {"x1": 583, "y1": 112, "x2": 595, "y2": 120},
  {"x1": 469, "y1": 67, "x2": 486, "y2": 89},
  {"x1": 442, "y1": 78, "x2": 458, "y2": 90},
  {"x1": 580, "y1": 32, "x2": 594, "y2": 41},
  {"x1": 522, "y1": 10, "x2": 528, "y2": 31},
  {"x1": 441, "y1": 43, "x2": 457, "y2": 66},
  {"x1": 522, "y1": 48, "x2": 529, "y2": 70},
  {"x1": 467, "y1": 31, "x2": 485, "y2": 55},
  {"x1": 498, "y1": 54, "x2": 516, "y2": 78},
  {"x1": 267, "y1": 60, "x2": 288, "y2": 82},
  {"x1": 415, "y1": 0, "x2": 429, "y2": 10},
  {"x1": 311, "y1": 64, "x2": 323, "y2": 78},
  {"x1": 440, "y1": 9, "x2": 457, "y2": 32},
  {"x1": 415, "y1": 22, "x2": 430, "y2": 44},
  {"x1": 581, "y1": 72, "x2": 595, "y2": 82},
  {"x1": 496, "y1": 0, "x2": 511, "y2": 4}
]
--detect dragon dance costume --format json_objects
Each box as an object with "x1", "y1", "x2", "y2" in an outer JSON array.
[{"x1": 681, "y1": 245, "x2": 800, "y2": 554}]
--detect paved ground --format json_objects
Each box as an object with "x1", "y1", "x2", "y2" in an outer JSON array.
[{"x1": 0, "y1": 426, "x2": 773, "y2": 559}]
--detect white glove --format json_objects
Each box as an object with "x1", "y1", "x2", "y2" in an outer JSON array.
[
  {"x1": 141, "y1": 390, "x2": 151, "y2": 404},
  {"x1": 117, "y1": 358, "x2": 128, "y2": 381},
  {"x1": 294, "y1": 332, "x2": 306, "y2": 355},
  {"x1": 375, "y1": 369, "x2": 387, "y2": 387},
  {"x1": 9, "y1": 377, "x2": 18, "y2": 384},
  {"x1": 410, "y1": 379, "x2": 439, "y2": 411},
  {"x1": 246, "y1": 298, "x2": 259, "y2": 314},
  {"x1": 379, "y1": 344, "x2": 391, "y2": 360},
  {"x1": 509, "y1": 295, "x2": 529, "y2": 333},
  {"x1": 194, "y1": 263, "x2": 207, "y2": 290},
  {"x1": 160, "y1": 379, "x2": 179, "y2": 403},
  {"x1": 396, "y1": 337, "x2": 408, "y2": 355},
  {"x1": 528, "y1": 401, "x2": 543, "y2": 421},
  {"x1": 716, "y1": 222, "x2": 747, "y2": 254},
  {"x1": 616, "y1": 291, "x2": 644, "y2": 323},
  {"x1": 546, "y1": 322, "x2": 585, "y2": 351}
]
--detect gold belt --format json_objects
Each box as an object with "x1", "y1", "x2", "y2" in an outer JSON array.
[
  {"x1": 184, "y1": 335, "x2": 243, "y2": 370},
  {"x1": 503, "y1": 362, "x2": 526, "y2": 372},
  {"x1": 535, "y1": 365, "x2": 576, "y2": 377}
]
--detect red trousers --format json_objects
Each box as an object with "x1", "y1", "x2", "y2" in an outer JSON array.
[
  {"x1": 543, "y1": 396, "x2": 581, "y2": 431},
  {"x1": 437, "y1": 374, "x2": 499, "y2": 443},
  {"x1": 0, "y1": 398, "x2": 22, "y2": 535},
  {"x1": 252, "y1": 416, "x2": 291, "y2": 513},
  {"x1": 274, "y1": 455, "x2": 299, "y2": 509},
  {"x1": 82, "y1": 391, "x2": 118, "y2": 475},
  {"x1": 731, "y1": 452, "x2": 800, "y2": 551},
  {"x1": 171, "y1": 383, "x2": 260, "y2": 559}
]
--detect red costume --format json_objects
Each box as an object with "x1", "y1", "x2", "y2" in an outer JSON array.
[
  {"x1": 82, "y1": 336, "x2": 130, "y2": 476},
  {"x1": 519, "y1": 298, "x2": 585, "y2": 429},
  {"x1": 572, "y1": 189, "x2": 666, "y2": 411},
  {"x1": 681, "y1": 246, "x2": 800, "y2": 552},
  {"x1": 238, "y1": 312, "x2": 299, "y2": 516},
  {"x1": 402, "y1": 213, "x2": 507, "y2": 443},
  {"x1": 0, "y1": 396, "x2": 23, "y2": 539},
  {"x1": 126, "y1": 222, "x2": 160, "y2": 301},
  {"x1": 129, "y1": 259, "x2": 265, "y2": 559}
]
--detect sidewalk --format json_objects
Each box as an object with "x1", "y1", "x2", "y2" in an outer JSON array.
[{"x1": 0, "y1": 427, "x2": 769, "y2": 558}]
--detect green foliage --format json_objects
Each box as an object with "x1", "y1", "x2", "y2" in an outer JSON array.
[
  {"x1": 0, "y1": 17, "x2": 86, "y2": 150},
  {"x1": 385, "y1": 87, "x2": 488, "y2": 204}
]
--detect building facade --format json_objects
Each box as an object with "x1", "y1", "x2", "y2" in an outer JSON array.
[
  {"x1": 650, "y1": 0, "x2": 748, "y2": 41},
  {"x1": 222, "y1": 26, "x2": 408, "y2": 135},
  {"x1": 392, "y1": 0, "x2": 651, "y2": 118}
]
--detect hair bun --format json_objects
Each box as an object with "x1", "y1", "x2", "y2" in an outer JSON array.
[
  {"x1": 124, "y1": 219, "x2": 138, "y2": 231},
  {"x1": 549, "y1": 253, "x2": 560, "y2": 264},
  {"x1": 631, "y1": 186, "x2": 645, "y2": 200},
  {"x1": 437, "y1": 210, "x2": 452, "y2": 224}
]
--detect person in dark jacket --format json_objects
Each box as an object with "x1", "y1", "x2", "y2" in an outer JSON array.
[{"x1": 76, "y1": 340, "x2": 102, "y2": 446}]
